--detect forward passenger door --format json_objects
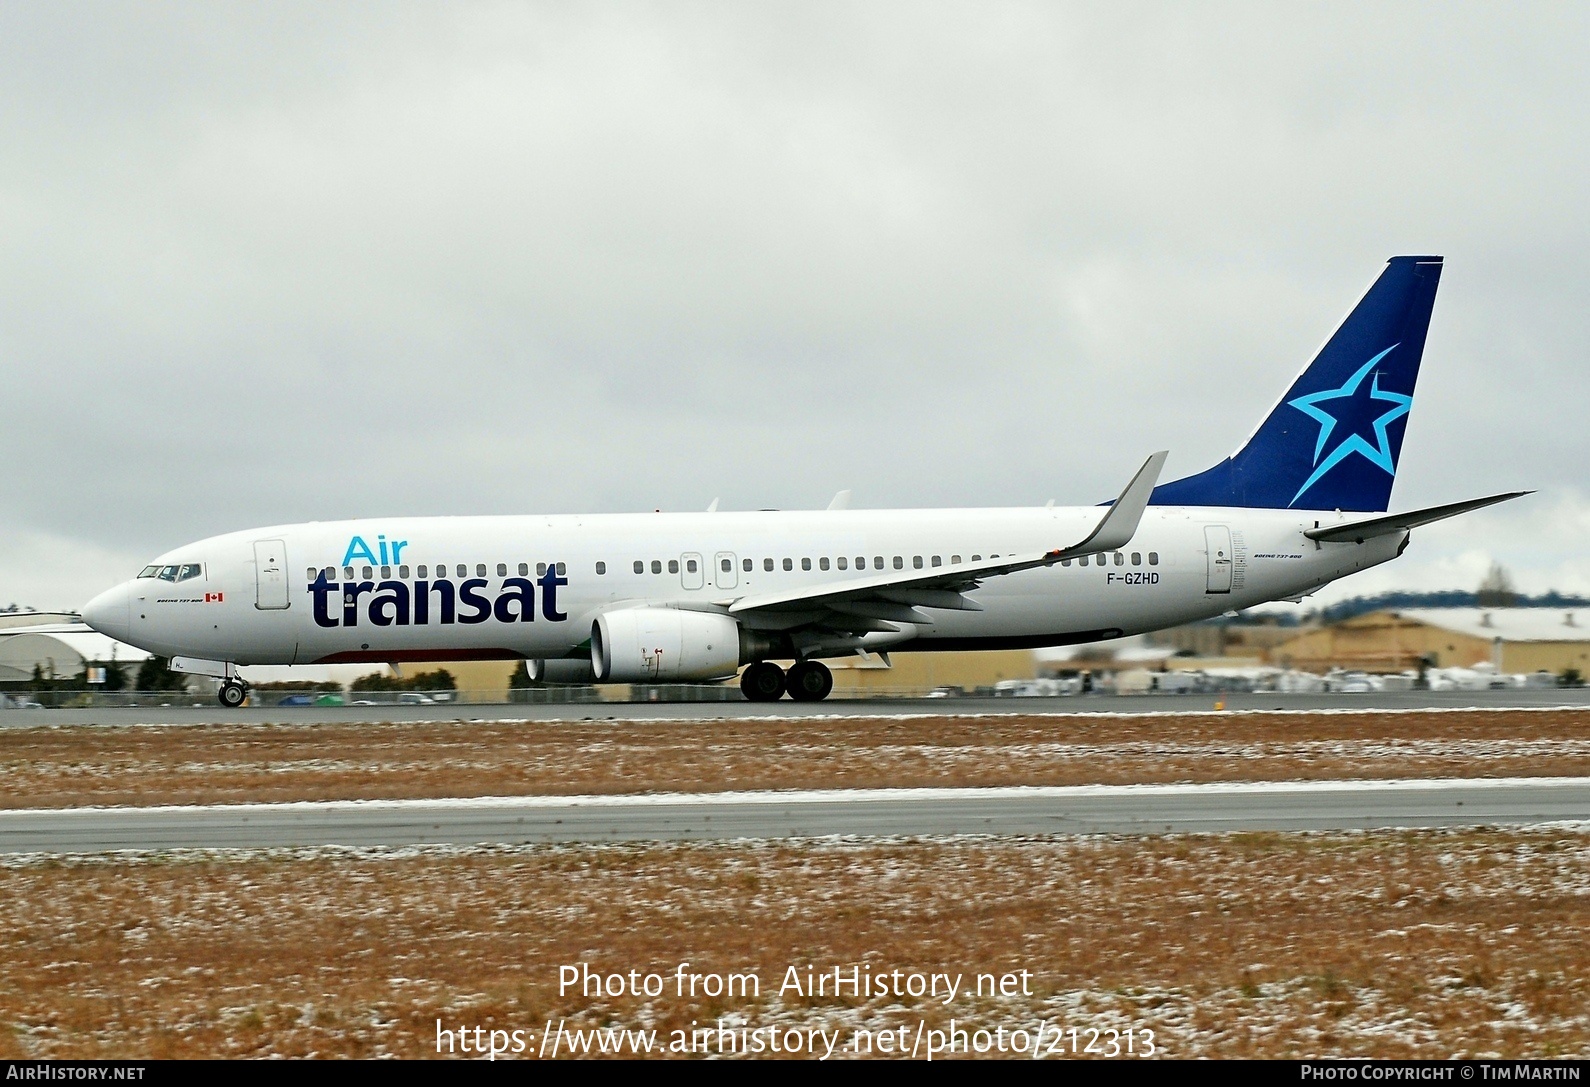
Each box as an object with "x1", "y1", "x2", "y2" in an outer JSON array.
[{"x1": 254, "y1": 539, "x2": 290, "y2": 609}]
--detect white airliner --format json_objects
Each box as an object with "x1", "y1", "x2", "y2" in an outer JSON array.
[{"x1": 82, "y1": 256, "x2": 1524, "y2": 706}]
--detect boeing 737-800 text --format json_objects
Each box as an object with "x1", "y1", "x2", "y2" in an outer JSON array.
[{"x1": 82, "y1": 256, "x2": 1524, "y2": 705}]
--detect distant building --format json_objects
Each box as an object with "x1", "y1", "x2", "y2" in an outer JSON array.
[
  {"x1": 1269, "y1": 608, "x2": 1590, "y2": 675},
  {"x1": 0, "y1": 630, "x2": 150, "y2": 684}
]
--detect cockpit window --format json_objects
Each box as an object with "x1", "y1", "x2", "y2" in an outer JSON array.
[{"x1": 145, "y1": 563, "x2": 203, "y2": 582}]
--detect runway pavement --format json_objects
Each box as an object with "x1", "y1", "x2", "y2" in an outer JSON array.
[
  {"x1": 2, "y1": 778, "x2": 1586, "y2": 852},
  {"x1": 5, "y1": 686, "x2": 1590, "y2": 727}
]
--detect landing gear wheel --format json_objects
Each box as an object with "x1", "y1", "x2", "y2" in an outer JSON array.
[
  {"x1": 786, "y1": 660, "x2": 834, "y2": 702},
  {"x1": 740, "y1": 662, "x2": 786, "y2": 702},
  {"x1": 218, "y1": 680, "x2": 247, "y2": 708}
]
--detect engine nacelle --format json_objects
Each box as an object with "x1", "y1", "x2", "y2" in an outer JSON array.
[
  {"x1": 527, "y1": 658, "x2": 599, "y2": 685},
  {"x1": 592, "y1": 608, "x2": 742, "y2": 682}
]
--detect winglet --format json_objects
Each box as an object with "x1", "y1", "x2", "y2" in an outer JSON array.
[
  {"x1": 1060, "y1": 451, "x2": 1168, "y2": 557},
  {"x1": 827, "y1": 490, "x2": 852, "y2": 511}
]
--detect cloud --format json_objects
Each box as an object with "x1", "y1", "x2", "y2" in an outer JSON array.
[{"x1": 0, "y1": 3, "x2": 1585, "y2": 609}]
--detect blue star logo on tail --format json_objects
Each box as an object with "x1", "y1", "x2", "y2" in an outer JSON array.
[{"x1": 1287, "y1": 344, "x2": 1412, "y2": 507}]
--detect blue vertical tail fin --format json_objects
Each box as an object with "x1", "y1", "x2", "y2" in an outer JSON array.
[{"x1": 1149, "y1": 255, "x2": 1443, "y2": 512}]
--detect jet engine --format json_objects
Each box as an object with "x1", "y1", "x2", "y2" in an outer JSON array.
[
  {"x1": 526, "y1": 658, "x2": 599, "y2": 685},
  {"x1": 591, "y1": 608, "x2": 742, "y2": 682}
]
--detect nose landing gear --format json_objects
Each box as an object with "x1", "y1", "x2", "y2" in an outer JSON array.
[{"x1": 218, "y1": 680, "x2": 249, "y2": 708}]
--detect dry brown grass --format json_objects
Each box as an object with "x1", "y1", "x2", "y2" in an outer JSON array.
[
  {"x1": 0, "y1": 829, "x2": 1586, "y2": 1059},
  {"x1": 0, "y1": 709, "x2": 1587, "y2": 808}
]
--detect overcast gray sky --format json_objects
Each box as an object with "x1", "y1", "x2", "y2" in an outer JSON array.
[{"x1": 2, "y1": 2, "x2": 1586, "y2": 611}]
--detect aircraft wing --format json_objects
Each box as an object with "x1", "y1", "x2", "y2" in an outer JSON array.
[
  {"x1": 724, "y1": 452, "x2": 1167, "y2": 625},
  {"x1": 1303, "y1": 491, "x2": 1531, "y2": 543}
]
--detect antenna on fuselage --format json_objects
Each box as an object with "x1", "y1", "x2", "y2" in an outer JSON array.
[{"x1": 827, "y1": 490, "x2": 852, "y2": 511}]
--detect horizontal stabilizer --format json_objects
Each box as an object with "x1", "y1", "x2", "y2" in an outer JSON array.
[{"x1": 1304, "y1": 491, "x2": 1530, "y2": 543}]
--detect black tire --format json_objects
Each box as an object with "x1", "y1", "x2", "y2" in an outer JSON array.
[
  {"x1": 786, "y1": 660, "x2": 833, "y2": 702},
  {"x1": 740, "y1": 662, "x2": 786, "y2": 702},
  {"x1": 218, "y1": 681, "x2": 246, "y2": 708}
]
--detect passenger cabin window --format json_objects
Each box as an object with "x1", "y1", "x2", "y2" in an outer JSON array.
[
  {"x1": 668, "y1": 559, "x2": 679, "y2": 574},
  {"x1": 801, "y1": 558, "x2": 811, "y2": 571},
  {"x1": 971, "y1": 555, "x2": 982, "y2": 562},
  {"x1": 651, "y1": 560, "x2": 662, "y2": 574},
  {"x1": 496, "y1": 563, "x2": 507, "y2": 577},
  {"x1": 537, "y1": 563, "x2": 548, "y2": 577},
  {"x1": 932, "y1": 556, "x2": 942, "y2": 567},
  {"x1": 951, "y1": 555, "x2": 961, "y2": 564},
  {"x1": 913, "y1": 556, "x2": 923, "y2": 569},
  {"x1": 838, "y1": 557, "x2": 848, "y2": 570},
  {"x1": 893, "y1": 556, "x2": 903, "y2": 569},
  {"x1": 764, "y1": 558, "x2": 774, "y2": 572},
  {"x1": 1148, "y1": 552, "x2": 1159, "y2": 565},
  {"x1": 721, "y1": 558, "x2": 733, "y2": 573},
  {"x1": 518, "y1": 563, "x2": 529, "y2": 576},
  {"x1": 596, "y1": 562, "x2": 606, "y2": 575},
  {"x1": 457, "y1": 565, "x2": 468, "y2": 578},
  {"x1": 820, "y1": 557, "x2": 830, "y2": 571},
  {"x1": 742, "y1": 558, "x2": 752, "y2": 572},
  {"x1": 399, "y1": 565, "x2": 410, "y2": 579},
  {"x1": 1061, "y1": 558, "x2": 1071, "y2": 567},
  {"x1": 557, "y1": 562, "x2": 566, "y2": 575},
  {"x1": 381, "y1": 566, "x2": 392, "y2": 579},
  {"x1": 344, "y1": 566, "x2": 355, "y2": 580},
  {"x1": 1113, "y1": 553, "x2": 1124, "y2": 566},
  {"x1": 307, "y1": 567, "x2": 317, "y2": 580},
  {"x1": 476, "y1": 564, "x2": 487, "y2": 578},
  {"x1": 634, "y1": 560, "x2": 644, "y2": 574},
  {"x1": 418, "y1": 565, "x2": 428, "y2": 578},
  {"x1": 687, "y1": 558, "x2": 698, "y2": 573},
  {"x1": 362, "y1": 566, "x2": 373, "y2": 580},
  {"x1": 782, "y1": 558, "x2": 793, "y2": 571},
  {"x1": 874, "y1": 557, "x2": 884, "y2": 570},
  {"x1": 1131, "y1": 553, "x2": 1141, "y2": 566}
]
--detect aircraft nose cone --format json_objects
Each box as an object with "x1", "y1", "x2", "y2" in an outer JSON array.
[{"x1": 82, "y1": 583, "x2": 132, "y2": 642}]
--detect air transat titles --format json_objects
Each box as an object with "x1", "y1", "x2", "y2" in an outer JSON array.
[{"x1": 308, "y1": 568, "x2": 568, "y2": 628}]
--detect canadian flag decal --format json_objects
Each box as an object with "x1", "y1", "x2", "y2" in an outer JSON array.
[{"x1": 205, "y1": 592, "x2": 224, "y2": 603}]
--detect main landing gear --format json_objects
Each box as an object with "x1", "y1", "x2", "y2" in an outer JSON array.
[
  {"x1": 740, "y1": 660, "x2": 833, "y2": 702},
  {"x1": 218, "y1": 680, "x2": 249, "y2": 708}
]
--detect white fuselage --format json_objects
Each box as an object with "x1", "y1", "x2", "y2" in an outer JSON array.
[{"x1": 84, "y1": 505, "x2": 1404, "y2": 667}]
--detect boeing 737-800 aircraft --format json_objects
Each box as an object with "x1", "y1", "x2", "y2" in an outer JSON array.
[{"x1": 82, "y1": 255, "x2": 1523, "y2": 706}]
